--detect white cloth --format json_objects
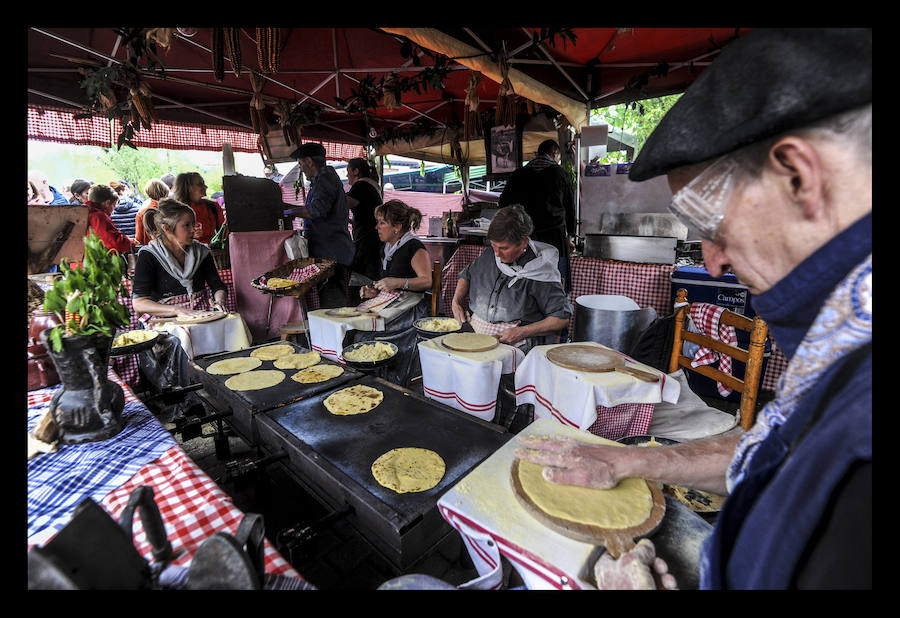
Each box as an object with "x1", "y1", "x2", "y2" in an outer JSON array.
[
  {"x1": 381, "y1": 231, "x2": 417, "y2": 272},
  {"x1": 418, "y1": 336, "x2": 525, "y2": 421},
  {"x1": 141, "y1": 239, "x2": 210, "y2": 297},
  {"x1": 646, "y1": 369, "x2": 739, "y2": 441},
  {"x1": 514, "y1": 342, "x2": 680, "y2": 431},
  {"x1": 150, "y1": 313, "x2": 252, "y2": 360},
  {"x1": 437, "y1": 418, "x2": 614, "y2": 590},
  {"x1": 495, "y1": 240, "x2": 560, "y2": 288},
  {"x1": 308, "y1": 308, "x2": 384, "y2": 362}
]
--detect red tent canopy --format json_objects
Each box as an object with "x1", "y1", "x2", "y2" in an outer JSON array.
[{"x1": 27, "y1": 27, "x2": 747, "y2": 154}]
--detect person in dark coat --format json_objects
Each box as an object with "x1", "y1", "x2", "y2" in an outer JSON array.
[
  {"x1": 109, "y1": 181, "x2": 141, "y2": 238},
  {"x1": 498, "y1": 139, "x2": 575, "y2": 291},
  {"x1": 345, "y1": 157, "x2": 383, "y2": 282}
]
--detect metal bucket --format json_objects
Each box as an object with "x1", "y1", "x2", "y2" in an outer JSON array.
[{"x1": 573, "y1": 295, "x2": 658, "y2": 354}]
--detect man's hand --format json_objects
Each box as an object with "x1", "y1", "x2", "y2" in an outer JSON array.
[
  {"x1": 497, "y1": 325, "x2": 528, "y2": 345},
  {"x1": 514, "y1": 435, "x2": 624, "y2": 489},
  {"x1": 594, "y1": 539, "x2": 678, "y2": 590},
  {"x1": 450, "y1": 300, "x2": 468, "y2": 325}
]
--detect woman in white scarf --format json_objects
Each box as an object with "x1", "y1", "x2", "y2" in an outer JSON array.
[
  {"x1": 132, "y1": 199, "x2": 228, "y2": 319},
  {"x1": 360, "y1": 200, "x2": 432, "y2": 298}
]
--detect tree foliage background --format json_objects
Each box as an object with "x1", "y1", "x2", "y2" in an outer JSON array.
[{"x1": 590, "y1": 93, "x2": 682, "y2": 163}]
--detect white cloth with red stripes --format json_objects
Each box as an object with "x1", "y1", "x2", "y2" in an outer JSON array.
[
  {"x1": 514, "y1": 342, "x2": 680, "y2": 434},
  {"x1": 438, "y1": 418, "x2": 627, "y2": 589},
  {"x1": 307, "y1": 308, "x2": 385, "y2": 362},
  {"x1": 417, "y1": 335, "x2": 525, "y2": 421},
  {"x1": 150, "y1": 313, "x2": 252, "y2": 360},
  {"x1": 686, "y1": 302, "x2": 738, "y2": 397}
]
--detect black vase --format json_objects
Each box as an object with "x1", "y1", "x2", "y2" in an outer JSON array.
[{"x1": 39, "y1": 328, "x2": 125, "y2": 444}]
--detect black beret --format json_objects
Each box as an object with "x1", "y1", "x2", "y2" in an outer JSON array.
[
  {"x1": 629, "y1": 28, "x2": 872, "y2": 182},
  {"x1": 290, "y1": 142, "x2": 327, "y2": 160}
]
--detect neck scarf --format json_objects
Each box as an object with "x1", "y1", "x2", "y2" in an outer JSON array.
[
  {"x1": 495, "y1": 240, "x2": 561, "y2": 288},
  {"x1": 726, "y1": 253, "x2": 872, "y2": 491},
  {"x1": 142, "y1": 238, "x2": 211, "y2": 297},
  {"x1": 382, "y1": 231, "x2": 416, "y2": 272}
]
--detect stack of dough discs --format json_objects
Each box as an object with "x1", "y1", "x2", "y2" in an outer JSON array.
[
  {"x1": 516, "y1": 459, "x2": 653, "y2": 529},
  {"x1": 372, "y1": 448, "x2": 446, "y2": 494},
  {"x1": 250, "y1": 344, "x2": 295, "y2": 361},
  {"x1": 273, "y1": 351, "x2": 321, "y2": 370},
  {"x1": 224, "y1": 370, "x2": 286, "y2": 391},
  {"x1": 291, "y1": 364, "x2": 344, "y2": 384},
  {"x1": 323, "y1": 384, "x2": 383, "y2": 415},
  {"x1": 206, "y1": 356, "x2": 263, "y2": 375}
]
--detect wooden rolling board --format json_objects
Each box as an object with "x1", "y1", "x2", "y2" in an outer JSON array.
[
  {"x1": 510, "y1": 459, "x2": 666, "y2": 559},
  {"x1": 440, "y1": 332, "x2": 500, "y2": 353},
  {"x1": 172, "y1": 311, "x2": 228, "y2": 325},
  {"x1": 546, "y1": 344, "x2": 659, "y2": 382}
]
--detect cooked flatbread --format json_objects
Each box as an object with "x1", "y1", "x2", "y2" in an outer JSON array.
[
  {"x1": 516, "y1": 459, "x2": 653, "y2": 529},
  {"x1": 207, "y1": 356, "x2": 263, "y2": 375},
  {"x1": 372, "y1": 448, "x2": 446, "y2": 494},
  {"x1": 273, "y1": 351, "x2": 321, "y2": 370},
  {"x1": 250, "y1": 344, "x2": 295, "y2": 360},
  {"x1": 224, "y1": 369, "x2": 285, "y2": 391},
  {"x1": 291, "y1": 364, "x2": 344, "y2": 384},
  {"x1": 266, "y1": 277, "x2": 299, "y2": 289},
  {"x1": 323, "y1": 384, "x2": 383, "y2": 415}
]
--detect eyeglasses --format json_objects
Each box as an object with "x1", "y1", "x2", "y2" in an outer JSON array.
[{"x1": 668, "y1": 155, "x2": 740, "y2": 241}]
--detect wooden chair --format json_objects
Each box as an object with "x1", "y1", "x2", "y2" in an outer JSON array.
[
  {"x1": 426, "y1": 260, "x2": 442, "y2": 316},
  {"x1": 669, "y1": 289, "x2": 768, "y2": 430}
]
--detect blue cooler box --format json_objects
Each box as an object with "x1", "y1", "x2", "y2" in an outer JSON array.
[{"x1": 670, "y1": 266, "x2": 771, "y2": 401}]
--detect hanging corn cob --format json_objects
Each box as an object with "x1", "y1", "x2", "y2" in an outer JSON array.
[
  {"x1": 273, "y1": 101, "x2": 296, "y2": 145},
  {"x1": 495, "y1": 46, "x2": 517, "y2": 127},
  {"x1": 145, "y1": 28, "x2": 174, "y2": 49},
  {"x1": 382, "y1": 73, "x2": 401, "y2": 110},
  {"x1": 464, "y1": 71, "x2": 483, "y2": 140},
  {"x1": 129, "y1": 79, "x2": 157, "y2": 131},
  {"x1": 212, "y1": 27, "x2": 225, "y2": 82},
  {"x1": 249, "y1": 72, "x2": 267, "y2": 135},
  {"x1": 256, "y1": 27, "x2": 281, "y2": 74},
  {"x1": 224, "y1": 27, "x2": 242, "y2": 77}
]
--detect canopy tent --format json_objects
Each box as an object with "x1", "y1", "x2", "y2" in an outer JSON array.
[{"x1": 27, "y1": 27, "x2": 747, "y2": 162}]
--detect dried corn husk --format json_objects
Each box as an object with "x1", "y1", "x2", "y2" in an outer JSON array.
[
  {"x1": 145, "y1": 28, "x2": 174, "y2": 49},
  {"x1": 495, "y1": 49, "x2": 516, "y2": 127},
  {"x1": 274, "y1": 101, "x2": 295, "y2": 145},
  {"x1": 224, "y1": 27, "x2": 242, "y2": 77},
  {"x1": 383, "y1": 73, "x2": 401, "y2": 110},
  {"x1": 212, "y1": 27, "x2": 225, "y2": 82},
  {"x1": 464, "y1": 71, "x2": 483, "y2": 140},
  {"x1": 249, "y1": 72, "x2": 267, "y2": 135}
]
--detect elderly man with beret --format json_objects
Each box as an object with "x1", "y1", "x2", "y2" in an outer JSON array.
[
  {"x1": 516, "y1": 28, "x2": 871, "y2": 589},
  {"x1": 283, "y1": 141, "x2": 355, "y2": 308}
]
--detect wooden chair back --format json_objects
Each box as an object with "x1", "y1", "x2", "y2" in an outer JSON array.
[
  {"x1": 668, "y1": 289, "x2": 769, "y2": 430},
  {"x1": 428, "y1": 261, "x2": 442, "y2": 316}
]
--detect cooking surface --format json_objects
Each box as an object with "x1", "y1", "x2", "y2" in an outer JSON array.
[
  {"x1": 193, "y1": 342, "x2": 363, "y2": 413},
  {"x1": 261, "y1": 375, "x2": 511, "y2": 517}
]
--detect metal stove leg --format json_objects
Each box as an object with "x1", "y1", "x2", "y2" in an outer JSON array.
[
  {"x1": 265, "y1": 295, "x2": 274, "y2": 340},
  {"x1": 297, "y1": 296, "x2": 312, "y2": 350}
]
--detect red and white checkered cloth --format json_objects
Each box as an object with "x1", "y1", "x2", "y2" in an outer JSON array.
[
  {"x1": 357, "y1": 289, "x2": 401, "y2": 311},
  {"x1": 469, "y1": 312, "x2": 520, "y2": 336},
  {"x1": 688, "y1": 303, "x2": 737, "y2": 397}
]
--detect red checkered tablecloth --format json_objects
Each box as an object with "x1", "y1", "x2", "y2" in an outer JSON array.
[{"x1": 440, "y1": 247, "x2": 787, "y2": 392}]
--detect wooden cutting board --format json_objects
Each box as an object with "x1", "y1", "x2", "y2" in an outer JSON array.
[
  {"x1": 173, "y1": 311, "x2": 228, "y2": 325},
  {"x1": 326, "y1": 308, "x2": 362, "y2": 317},
  {"x1": 441, "y1": 332, "x2": 500, "y2": 352},
  {"x1": 510, "y1": 459, "x2": 666, "y2": 558},
  {"x1": 546, "y1": 345, "x2": 659, "y2": 382}
]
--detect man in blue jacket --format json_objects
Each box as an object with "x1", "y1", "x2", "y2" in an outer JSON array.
[{"x1": 515, "y1": 29, "x2": 871, "y2": 589}]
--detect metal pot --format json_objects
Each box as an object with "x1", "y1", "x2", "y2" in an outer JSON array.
[{"x1": 572, "y1": 295, "x2": 657, "y2": 354}]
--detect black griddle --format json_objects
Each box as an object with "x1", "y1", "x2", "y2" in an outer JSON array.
[
  {"x1": 189, "y1": 342, "x2": 364, "y2": 445},
  {"x1": 255, "y1": 375, "x2": 511, "y2": 569}
]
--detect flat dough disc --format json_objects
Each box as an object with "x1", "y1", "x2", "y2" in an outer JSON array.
[
  {"x1": 292, "y1": 364, "x2": 344, "y2": 383},
  {"x1": 250, "y1": 344, "x2": 295, "y2": 360},
  {"x1": 206, "y1": 356, "x2": 263, "y2": 375},
  {"x1": 323, "y1": 384, "x2": 383, "y2": 415},
  {"x1": 516, "y1": 460, "x2": 653, "y2": 529},
  {"x1": 224, "y1": 369, "x2": 285, "y2": 391},
  {"x1": 273, "y1": 351, "x2": 321, "y2": 370},
  {"x1": 175, "y1": 311, "x2": 225, "y2": 325},
  {"x1": 372, "y1": 448, "x2": 445, "y2": 494},
  {"x1": 442, "y1": 332, "x2": 499, "y2": 352}
]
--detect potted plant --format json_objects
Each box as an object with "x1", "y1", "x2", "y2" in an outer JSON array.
[{"x1": 39, "y1": 231, "x2": 131, "y2": 443}]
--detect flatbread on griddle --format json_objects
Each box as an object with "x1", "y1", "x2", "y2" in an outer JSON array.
[
  {"x1": 371, "y1": 448, "x2": 445, "y2": 494},
  {"x1": 291, "y1": 363, "x2": 344, "y2": 384},
  {"x1": 224, "y1": 369, "x2": 285, "y2": 391},
  {"x1": 206, "y1": 356, "x2": 263, "y2": 375},
  {"x1": 323, "y1": 384, "x2": 383, "y2": 415},
  {"x1": 273, "y1": 351, "x2": 321, "y2": 370},
  {"x1": 250, "y1": 344, "x2": 295, "y2": 360}
]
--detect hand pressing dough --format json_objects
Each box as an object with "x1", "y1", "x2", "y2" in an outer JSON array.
[{"x1": 516, "y1": 459, "x2": 653, "y2": 529}]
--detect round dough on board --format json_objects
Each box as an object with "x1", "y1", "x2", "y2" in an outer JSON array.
[
  {"x1": 442, "y1": 332, "x2": 498, "y2": 351},
  {"x1": 516, "y1": 460, "x2": 653, "y2": 529},
  {"x1": 206, "y1": 356, "x2": 263, "y2": 375},
  {"x1": 175, "y1": 311, "x2": 223, "y2": 324},
  {"x1": 250, "y1": 344, "x2": 295, "y2": 361},
  {"x1": 372, "y1": 448, "x2": 446, "y2": 494},
  {"x1": 224, "y1": 369, "x2": 285, "y2": 391},
  {"x1": 292, "y1": 364, "x2": 344, "y2": 383},
  {"x1": 323, "y1": 384, "x2": 383, "y2": 415},
  {"x1": 273, "y1": 351, "x2": 321, "y2": 370}
]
